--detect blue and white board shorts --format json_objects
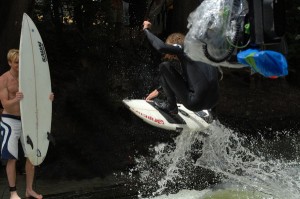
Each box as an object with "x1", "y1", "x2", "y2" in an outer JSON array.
[{"x1": 1, "y1": 114, "x2": 26, "y2": 159}]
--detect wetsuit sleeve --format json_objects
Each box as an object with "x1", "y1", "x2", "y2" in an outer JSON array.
[{"x1": 144, "y1": 29, "x2": 183, "y2": 55}]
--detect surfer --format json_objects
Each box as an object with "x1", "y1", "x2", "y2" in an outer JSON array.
[
  {"x1": 143, "y1": 21, "x2": 219, "y2": 114},
  {"x1": 0, "y1": 49, "x2": 53, "y2": 199}
]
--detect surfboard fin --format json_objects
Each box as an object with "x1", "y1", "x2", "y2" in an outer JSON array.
[
  {"x1": 26, "y1": 136, "x2": 34, "y2": 149},
  {"x1": 194, "y1": 110, "x2": 214, "y2": 124},
  {"x1": 47, "y1": 132, "x2": 56, "y2": 146}
]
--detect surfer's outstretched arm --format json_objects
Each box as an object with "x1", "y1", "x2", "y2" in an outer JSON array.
[{"x1": 143, "y1": 21, "x2": 183, "y2": 55}]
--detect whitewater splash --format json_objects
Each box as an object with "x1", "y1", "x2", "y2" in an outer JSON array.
[{"x1": 132, "y1": 120, "x2": 300, "y2": 199}]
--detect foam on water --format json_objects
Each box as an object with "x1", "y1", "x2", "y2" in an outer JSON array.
[{"x1": 133, "y1": 120, "x2": 300, "y2": 199}]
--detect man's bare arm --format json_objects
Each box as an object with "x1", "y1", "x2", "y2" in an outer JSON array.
[{"x1": 0, "y1": 75, "x2": 23, "y2": 112}]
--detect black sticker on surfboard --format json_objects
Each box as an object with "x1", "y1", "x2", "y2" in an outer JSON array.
[{"x1": 38, "y1": 41, "x2": 48, "y2": 62}]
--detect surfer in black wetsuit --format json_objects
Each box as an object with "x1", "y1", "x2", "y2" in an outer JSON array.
[{"x1": 143, "y1": 21, "x2": 219, "y2": 114}]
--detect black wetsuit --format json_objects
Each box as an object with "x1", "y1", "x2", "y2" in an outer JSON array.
[{"x1": 144, "y1": 29, "x2": 220, "y2": 111}]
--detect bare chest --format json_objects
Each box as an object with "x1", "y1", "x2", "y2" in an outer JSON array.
[{"x1": 7, "y1": 79, "x2": 19, "y2": 99}]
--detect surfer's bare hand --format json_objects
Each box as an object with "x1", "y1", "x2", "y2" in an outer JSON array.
[
  {"x1": 143, "y1": 21, "x2": 151, "y2": 30},
  {"x1": 49, "y1": 93, "x2": 54, "y2": 101},
  {"x1": 146, "y1": 89, "x2": 159, "y2": 101}
]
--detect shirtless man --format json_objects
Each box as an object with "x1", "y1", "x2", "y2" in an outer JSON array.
[{"x1": 0, "y1": 49, "x2": 53, "y2": 199}]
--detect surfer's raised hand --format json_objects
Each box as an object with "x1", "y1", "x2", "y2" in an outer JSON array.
[
  {"x1": 143, "y1": 21, "x2": 151, "y2": 30},
  {"x1": 146, "y1": 89, "x2": 159, "y2": 101}
]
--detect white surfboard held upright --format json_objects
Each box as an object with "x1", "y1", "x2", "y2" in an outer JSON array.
[
  {"x1": 19, "y1": 13, "x2": 52, "y2": 166},
  {"x1": 123, "y1": 99, "x2": 211, "y2": 132}
]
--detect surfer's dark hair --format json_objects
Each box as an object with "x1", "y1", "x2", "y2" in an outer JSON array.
[
  {"x1": 7, "y1": 49, "x2": 19, "y2": 62},
  {"x1": 163, "y1": 33, "x2": 185, "y2": 61}
]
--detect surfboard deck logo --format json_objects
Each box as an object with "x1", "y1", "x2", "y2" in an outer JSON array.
[
  {"x1": 134, "y1": 109, "x2": 165, "y2": 125},
  {"x1": 38, "y1": 41, "x2": 48, "y2": 62},
  {"x1": 19, "y1": 13, "x2": 53, "y2": 166}
]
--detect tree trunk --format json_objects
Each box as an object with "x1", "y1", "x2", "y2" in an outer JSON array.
[
  {"x1": 0, "y1": 0, "x2": 34, "y2": 73},
  {"x1": 50, "y1": 0, "x2": 63, "y2": 35}
]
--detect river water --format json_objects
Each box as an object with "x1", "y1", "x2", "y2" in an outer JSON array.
[
  {"x1": 1, "y1": 120, "x2": 299, "y2": 199},
  {"x1": 126, "y1": 120, "x2": 300, "y2": 199}
]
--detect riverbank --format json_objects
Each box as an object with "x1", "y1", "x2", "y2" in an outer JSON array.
[{"x1": 0, "y1": 169, "x2": 137, "y2": 199}]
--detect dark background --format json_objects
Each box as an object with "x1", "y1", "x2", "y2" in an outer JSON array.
[{"x1": 0, "y1": 0, "x2": 300, "y2": 180}]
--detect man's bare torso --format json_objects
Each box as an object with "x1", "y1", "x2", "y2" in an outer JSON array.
[{"x1": 0, "y1": 71, "x2": 21, "y2": 116}]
